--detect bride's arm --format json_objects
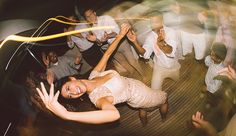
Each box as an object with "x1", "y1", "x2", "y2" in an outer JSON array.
[
  {"x1": 37, "y1": 83, "x2": 120, "y2": 124},
  {"x1": 66, "y1": 97, "x2": 120, "y2": 124},
  {"x1": 93, "y1": 23, "x2": 130, "y2": 72}
]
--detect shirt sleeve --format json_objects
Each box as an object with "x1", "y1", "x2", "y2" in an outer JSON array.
[
  {"x1": 205, "y1": 55, "x2": 213, "y2": 67},
  {"x1": 67, "y1": 41, "x2": 75, "y2": 48},
  {"x1": 104, "y1": 16, "x2": 120, "y2": 44},
  {"x1": 164, "y1": 26, "x2": 177, "y2": 57},
  {"x1": 166, "y1": 39, "x2": 177, "y2": 57},
  {"x1": 142, "y1": 33, "x2": 155, "y2": 59}
]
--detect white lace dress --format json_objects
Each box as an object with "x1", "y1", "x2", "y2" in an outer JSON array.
[{"x1": 88, "y1": 70, "x2": 167, "y2": 109}]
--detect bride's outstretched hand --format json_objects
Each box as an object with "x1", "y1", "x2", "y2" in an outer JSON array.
[
  {"x1": 36, "y1": 82, "x2": 68, "y2": 119},
  {"x1": 119, "y1": 23, "x2": 131, "y2": 37}
]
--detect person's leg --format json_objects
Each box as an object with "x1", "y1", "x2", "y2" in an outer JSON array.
[
  {"x1": 193, "y1": 32, "x2": 207, "y2": 60},
  {"x1": 172, "y1": 29, "x2": 184, "y2": 60},
  {"x1": 168, "y1": 65, "x2": 180, "y2": 81},
  {"x1": 113, "y1": 52, "x2": 134, "y2": 73},
  {"x1": 159, "y1": 100, "x2": 168, "y2": 122},
  {"x1": 151, "y1": 64, "x2": 165, "y2": 90},
  {"x1": 119, "y1": 40, "x2": 145, "y2": 76},
  {"x1": 82, "y1": 45, "x2": 103, "y2": 67},
  {"x1": 139, "y1": 109, "x2": 148, "y2": 126},
  {"x1": 181, "y1": 31, "x2": 193, "y2": 56}
]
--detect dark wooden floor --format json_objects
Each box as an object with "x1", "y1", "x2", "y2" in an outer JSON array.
[{"x1": 18, "y1": 53, "x2": 211, "y2": 136}]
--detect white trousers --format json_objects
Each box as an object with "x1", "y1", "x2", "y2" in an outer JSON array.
[
  {"x1": 151, "y1": 63, "x2": 180, "y2": 90},
  {"x1": 181, "y1": 31, "x2": 207, "y2": 60}
]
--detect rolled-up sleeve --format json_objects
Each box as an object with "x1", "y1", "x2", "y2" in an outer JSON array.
[
  {"x1": 142, "y1": 33, "x2": 156, "y2": 59},
  {"x1": 205, "y1": 55, "x2": 213, "y2": 67}
]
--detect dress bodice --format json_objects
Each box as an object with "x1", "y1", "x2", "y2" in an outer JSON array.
[
  {"x1": 88, "y1": 70, "x2": 130, "y2": 106},
  {"x1": 88, "y1": 70, "x2": 167, "y2": 108}
]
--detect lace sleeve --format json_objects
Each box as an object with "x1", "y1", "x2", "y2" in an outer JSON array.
[{"x1": 88, "y1": 86, "x2": 113, "y2": 107}]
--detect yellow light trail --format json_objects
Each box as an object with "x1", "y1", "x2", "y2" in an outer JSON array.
[
  {"x1": 0, "y1": 26, "x2": 114, "y2": 49},
  {"x1": 115, "y1": 17, "x2": 150, "y2": 21},
  {"x1": 0, "y1": 15, "x2": 149, "y2": 49}
]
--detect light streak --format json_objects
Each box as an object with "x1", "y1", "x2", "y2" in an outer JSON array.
[
  {"x1": 114, "y1": 17, "x2": 150, "y2": 21},
  {"x1": 0, "y1": 26, "x2": 114, "y2": 49}
]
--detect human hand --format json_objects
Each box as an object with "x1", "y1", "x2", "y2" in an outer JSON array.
[
  {"x1": 36, "y1": 83, "x2": 68, "y2": 119},
  {"x1": 217, "y1": 65, "x2": 236, "y2": 80},
  {"x1": 127, "y1": 30, "x2": 137, "y2": 43},
  {"x1": 192, "y1": 111, "x2": 209, "y2": 129},
  {"x1": 100, "y1": 32, "x2": 109, "y2": 43},
  {"x1": 192, "y1": 111, "x2": 217, "y2": 136},
  {"x1": 119, "y1": 23, "x2": 130, "y2": 37},
  {"x1": 86, "y1": 33, "x2": 97, "y2": 42}
]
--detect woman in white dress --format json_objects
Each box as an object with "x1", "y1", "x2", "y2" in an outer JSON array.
[{"x1": 36, "y1": 24, "x2": 168, "y2": 125}]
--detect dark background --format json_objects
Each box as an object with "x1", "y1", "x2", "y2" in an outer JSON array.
[{"x1": 0, "y1": 0, "x2": 143, "y2": 21}]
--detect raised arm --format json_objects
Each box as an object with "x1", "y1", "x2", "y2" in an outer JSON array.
[
  {"x1": 127, "y1": 30, "x2": 146, "y2": 55},
  {"x1": 37, "y1": 83, "x2": 120, "y2": 124},
  {"x1": 93, "y1": 23, "x2": 130, "y2": 72},
  {"x1": 192, "y1": 111, "x2": 218, "y2": 136}
]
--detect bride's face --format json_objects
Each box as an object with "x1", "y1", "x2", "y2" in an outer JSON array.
[{"x1": 61, "y1": 77, "x2": 87, "y2": 99}]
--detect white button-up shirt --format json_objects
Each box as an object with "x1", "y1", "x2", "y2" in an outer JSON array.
[
  {"x1": 142, "y1": 26, "x2": 180, "y2": 69},
  {"x1": 70, "y1": 24, "x2": 94, "y2": 52},
  {"x1": 92, "y1": 15, "x2": 120, "y2": 44}
]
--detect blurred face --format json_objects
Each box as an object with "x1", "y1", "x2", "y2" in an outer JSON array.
[
  {"x1": 170, "y1": 3, "x2": 180, "y2": 14},
  {"x1": 48, "y1": 52, "x2": 58, "y2": 64},
  {"x1": 150, "y1": 16, "x2": 163, "y2": 31},
  {"x1": 61, "y1": 77, "x2": 87, "y2": 99},
  {"x1": 84, "y1": 9, "x2": 97, "y2": 24}
]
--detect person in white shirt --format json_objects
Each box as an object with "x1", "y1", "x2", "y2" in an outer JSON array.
[
  {"x1": 65, "y1": 23, "x2": 103, "y2": 67},
  {"x1": 83, "y1": 8, "x2": 147, "y2": 80},
  {"x1": 83, "y1": 8, "x2": 120, "y2": 50},
  {"x1": 205, "y1": 42, "x2": 227, "y2": 94},
  {"x1": 179, "y1": 3, "x2": 207, "y2": 61},
  {"x1": 127, "y1": 11, "x2": 180, "y2": 90}
]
